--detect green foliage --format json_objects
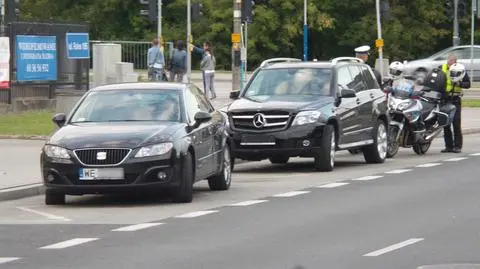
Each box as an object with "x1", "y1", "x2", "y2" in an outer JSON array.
[{"x1": 18, "y1": 0, "x2": 480, "y2": 70}]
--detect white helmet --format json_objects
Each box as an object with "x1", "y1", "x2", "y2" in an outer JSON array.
[
  {"x1": 449, "y1": 63, "x2": 466, "y2": 83},
  {"x1": 389, "y1": 61, "x2": 405, "y2": 78}
]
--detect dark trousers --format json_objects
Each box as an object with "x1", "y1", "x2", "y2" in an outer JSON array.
[{"x1": 443, "y1": 98, "x2": 462, "y2": 149}]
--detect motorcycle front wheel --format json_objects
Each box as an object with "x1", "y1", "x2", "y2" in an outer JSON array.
[
  {"x1": 413, "y1": 142, "x2": 431, "y2": 155},
  {"x1": 387, "y1": 126, "x2": 400, "y2": 158}
]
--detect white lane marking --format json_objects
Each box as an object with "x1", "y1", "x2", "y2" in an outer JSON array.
[
  {"x1": 363, "y1": 238, "x2": 424, "y2": 257},
  {"x1": 272, "y1": 191, "x2": 310, "y2": 197},
  {"x1": 352, "y1": 175, "x2": 383, "y2": 181},
  {"x1": 469, "y1": 153, "x2": 480, "y2": 156},
  {"x1": 385, "y1": 169, "x2": 412, "y2": 174},
  {"x1": 112, "y1": 223, "x2": 164, "y2": 232},
  {"x1": 228, "y1": 200, "x2": 268, "y2": 206},
  {"x1": 317, "y1": 182, "x2": 350, "y2": 188},
  {"x1": 175, "y1": 210, "x2": 219, "y2": 218},
  {"x1": 16, "y1": 206, "x2": 71, "y2": 222},
  {"x1": 444, "y1": 157, "x2": 468, "y2": 162},
  {"x1": 39, "y1": 238, "x2": 99, "y2": 249},
  {"x1": 0, "y1": 257, "x2": 20, "y2": 264},
  {"x1": 416, "y1": 163, "x2": 442, "y2": 168}
]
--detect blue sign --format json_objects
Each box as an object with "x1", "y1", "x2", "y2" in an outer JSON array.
[
  {"x1": 66, "y1": 33, "x2": 90, "y2": 59},
  {"x1": 16, "y1": 35, "x2": 57, "y2": 81}
]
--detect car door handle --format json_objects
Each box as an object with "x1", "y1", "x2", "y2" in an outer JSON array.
[
  {"x1": 370, "y1": 92, "x2": 375, "y2": 99},
  {"x1": 356, "y1": 98, "x2": 361, "y2": 105}
]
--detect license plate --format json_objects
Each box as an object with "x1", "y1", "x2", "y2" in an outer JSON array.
[
  {"x1": 240, "y1": 134, "x2": 276, "y2": 145},
  {"x1": 78, "y1": 168, "x2": 124, "y2": 180}
]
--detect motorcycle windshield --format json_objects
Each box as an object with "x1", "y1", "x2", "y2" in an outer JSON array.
[{"x1": 392, "y1": 78, "x2": 415, "y2": 99}]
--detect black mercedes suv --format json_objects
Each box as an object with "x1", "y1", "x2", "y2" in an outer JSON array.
[{"x1": 224, "y1": 57, "x2": 389, "y2": 171}]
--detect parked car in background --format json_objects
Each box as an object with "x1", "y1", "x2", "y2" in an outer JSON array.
[
  {"x1": 224, "y1": 57, "x2": 389, "y2": 172},
  {"x1": 403, "y1": 45, "x2": 480, "y2": 81},
  {"x1": 41, "y1": 82, "x2": 233, "y2": 205}
]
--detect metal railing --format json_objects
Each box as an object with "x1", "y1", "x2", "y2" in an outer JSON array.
[{"x1": 89, "y1": 40, "x2": 175, "y2": 70}]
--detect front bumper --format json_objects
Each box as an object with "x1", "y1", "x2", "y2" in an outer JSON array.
[
  {"x1": 41, "y1": 154, "x2": 182, "y2": 195},
  {"x1": 229, "y1": 124, "x2": 327, "y2": 161}
]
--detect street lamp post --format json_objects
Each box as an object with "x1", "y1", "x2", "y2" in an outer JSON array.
[
  {"x1": 303, "y1": 0, "x2": 308, "y2": 61},
  {"x1": 187, "y1": 0, "x2": 191, "y2": 82}
]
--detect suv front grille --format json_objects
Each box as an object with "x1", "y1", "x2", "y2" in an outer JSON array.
[
  {"x1": 73, "y1": 148, "x2": 131, "y2": 166},
  {"x1": 230, "y1": 110, "x2": 291, "y2": 131}
]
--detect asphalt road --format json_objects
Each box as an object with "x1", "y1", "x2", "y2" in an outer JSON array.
[{"x1": 1, "y1": 135, "x2": 480, "y2": 268}]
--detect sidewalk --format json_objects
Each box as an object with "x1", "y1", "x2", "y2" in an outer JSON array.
[{"x1": 1, "y1": 93, "x2": 480, "y2": 201}]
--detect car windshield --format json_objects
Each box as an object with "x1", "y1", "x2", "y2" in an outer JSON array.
[
  {"x1": 243, "y1": 68, "x2": 332, "y2": 101},
  {"x1": 70, "y1": 89, "x2": 182, "y2": 123}
]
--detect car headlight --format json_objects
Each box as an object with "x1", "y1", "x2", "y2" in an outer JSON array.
[
  {"x1": 292, "y1": 111, "x2": 321, "y2": 126},
  {"x1": 135, "y1": 142, "x2": 173, "y2": 158},
  {"x1": 44, "y1": 145, "x2": 70, "y2": 159},
  {"x1": 220, "y1": 111, "x2": 230, "y2": 128}
]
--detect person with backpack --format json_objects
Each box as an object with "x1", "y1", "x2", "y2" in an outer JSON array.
[
  {"x1": 200, "y1": 46, "x2": 216, "y2": 99},
  {"x1": 169, "y1": 40, "x2": 187, "y2": 82}
]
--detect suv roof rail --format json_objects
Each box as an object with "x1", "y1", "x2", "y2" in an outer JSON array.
[
  {"x1": 259, "y1": 58, "x2": 302, "y2": 68},
  {"x1": 331, "y1": 57, "x2": 364, "y2": 65}
]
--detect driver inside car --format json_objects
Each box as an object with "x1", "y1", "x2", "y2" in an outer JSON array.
[{"x1": 274, "y1": 68, "x2": 314, "y2": 95}]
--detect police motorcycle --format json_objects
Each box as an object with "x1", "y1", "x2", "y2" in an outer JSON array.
[{"x1": 385, "y1": 64, "x2": 459, "y2": 157}]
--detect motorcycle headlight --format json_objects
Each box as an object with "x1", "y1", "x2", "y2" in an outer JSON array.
[
  {"x1": 405, "y1": 111, "x2": 421, "y2": 123},
  {"x1": 135, "y1": 143, "x2": 173, "y2": 158},
  {"x1": 292, "y1": 111, "x2": 321, "y2": 126},
  {"x1": 388, "y1": 98, "x2": 396, "y2": 109}
]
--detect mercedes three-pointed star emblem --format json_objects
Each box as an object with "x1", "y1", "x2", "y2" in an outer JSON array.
[{"x1": 252, "y1": 113, "x2": 267, "y2": 128}]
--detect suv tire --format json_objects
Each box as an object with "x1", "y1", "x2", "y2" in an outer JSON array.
[
  {"x1": 45, "y1": 190, "x2": 65, "y2": 205},
  {"x1": 363, "y1": 119, "x2": 388, "y2": 164},
  {"x1": 314, "y1": 125, "x2": 335, "y2": 172}
]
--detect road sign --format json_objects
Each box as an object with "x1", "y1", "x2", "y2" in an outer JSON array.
[
  {"x1": 231, "y1": 33, "x2": 241, "y2": 43},
  {"x1": 66, "y1": 33, "x2": 90, "y2": 59},
  {"x1": 375, "y1": 38, "x2": 384, "y2": 48},
  {"x1": 16, "y1": 35, "x2": 57, "y2": 81}
]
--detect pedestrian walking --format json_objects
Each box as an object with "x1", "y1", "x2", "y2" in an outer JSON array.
[
  {"x1": 191, "y1": 41, "x2": 213, "y2": 94},
  {"x1": 200, "y1": 46, "x2": 216, "y2": 99},
  {"x1": 440, "y1": 54, "x2": 471, "y2": 153},
  {"x1": 147, "y1": 38, "x2": 166, "y2": 81},
  {"x1": 169, "y1": 40, "x2": 187, "y2": 82}
]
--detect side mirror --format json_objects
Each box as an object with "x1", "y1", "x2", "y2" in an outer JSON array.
[
  {"x1": 193, "y1": 111, "x2": 212, "y2": 128},
  {"x1": 52, "y1": 113, "x2": 66, "y2": 127},
  {"x1": 229, "y1": 90, "x2": 240, "y2": 100},
  {"x1": 341, "y1": 88, "x2": 357, "y2": 98}
]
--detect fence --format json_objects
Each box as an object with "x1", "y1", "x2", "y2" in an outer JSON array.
[
  {"x1": 89, "y1": 40, "x2": 175, "y2": 70},
  {"x1": 0, "y1": 21, "x2": 90, "y2": 104}
]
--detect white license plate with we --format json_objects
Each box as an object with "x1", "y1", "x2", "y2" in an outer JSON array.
[{"x1": 78, "y1": 168, "x2": 124, "y2": 180}]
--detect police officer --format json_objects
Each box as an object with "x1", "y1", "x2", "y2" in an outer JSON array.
[
  {"x1": 355, "y1": 45, "x2": 383, "y2": 86},
  {"x1": 440, "y1": 54, "x2": 470, "y2": 153}
]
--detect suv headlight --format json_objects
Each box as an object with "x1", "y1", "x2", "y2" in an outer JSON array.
[
  {"x1": 292, "y1": 111, "x2": 321, "y2": 126},
  {"x1": 44, "y1": 145, "x2": 70, "y2": 159},
  {"x1": 135, "y1": 142, "x2": 173, "y2": 158}
]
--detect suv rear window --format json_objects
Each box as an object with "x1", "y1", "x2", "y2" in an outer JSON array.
[{"x1": 244, "y1": 68, "x2": 333, "y2": 100}]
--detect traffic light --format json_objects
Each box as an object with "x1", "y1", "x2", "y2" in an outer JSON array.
[
  {"x1": 241, "y1": 0, "x2": 254, "y2": 24},
  {"x1": 444, "y1": 0, "x2": 454, "y2": 20},
  {"x1": 380, "y1": 0, "x2": 390, "y2": 21},
  {"x1": 5, "y1": 0, "x2": 21, "y2": 23},
  {"x1": 191, "y1": 3, "x2": 203, "y2": 22},
  {"x1": 148, "y1": 0, "x2": 158, "y2": 22},
  {"x1": 457, "y1": 0, "x2": 467, "y2": 18}
]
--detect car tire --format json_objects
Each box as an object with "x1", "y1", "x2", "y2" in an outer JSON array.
[
  {"x1": 314, "y1": 124, "x2": 335, "y2": 172},
  {"x1": 45, "y1": 190, "x2": 65, "y2": 205},
  {"x1": 363, "y1": 119, "x2": 388, "y2": 164},
  {"x1": 208, "y1": 146, "x2": 233, "y2": 191},
  {"x1": 269, "y1": 156, "x2": 290, "y2": 164},
  {"x1": 172, "y1": 152, "x2": 194, "y2": 203}
]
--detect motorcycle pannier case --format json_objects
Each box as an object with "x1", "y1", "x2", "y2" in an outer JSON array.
[
  {"x1": 424, "y1": 68, "x2": 447, "y2": 96},
  {"x1": 437, "y1": 103, "x2": 457, "y2": 126}
]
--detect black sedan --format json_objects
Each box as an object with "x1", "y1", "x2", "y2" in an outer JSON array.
[{"x1": 41, "y1": 82, "x2": 233, "y2": 205}]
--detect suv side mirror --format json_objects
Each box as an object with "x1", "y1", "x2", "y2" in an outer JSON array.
[
  {"x1": 193, "y1": 111, "x2": 212, "y2": 128},
  {"x1": 341, "y1": 88, "x2": 357, "y2": 98},
  {"x1": 229, "y1": 90, "x2": 240, "y2": 99},
  {"x1": 52, "y1": 113, "x2": 66, "y2": 127}
]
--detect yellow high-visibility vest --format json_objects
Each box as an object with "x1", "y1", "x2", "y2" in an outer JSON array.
[{"x1": 442, "y1": 64, "x2": 462, "y2": 94}]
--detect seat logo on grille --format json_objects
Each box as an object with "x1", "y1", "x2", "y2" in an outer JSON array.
[
  {"x1": 253, "y1": 113, "x2": 267, "y2": 128},
  {"x1": 96, "y1": 152, "x2": 107, "y2": 160}
]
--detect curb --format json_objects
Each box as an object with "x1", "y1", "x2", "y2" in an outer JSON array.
[
  {"x1": 0, "y1": 184, "x2": 44, "y2": 202},
  {"x1": 0, "y1": 135, "x2": 49, "y2": 141}
]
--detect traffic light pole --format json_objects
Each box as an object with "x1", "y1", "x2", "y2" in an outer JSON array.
[
  {"x1": 158, "y1": 0, "x2": 162, "y2": 47},
  {"x1": 470, "y1": 0, "x2": 475, "y2": 84},
  {"x1": 303, "y1": 0, "x2": 308, "y2": 61},
  {"x1": 232, "y1": 0, "x2": 241, "y2": 92},
  {"x1": 187, "y1": 0, "x2": 191, "y2": 82},
  {"x1": 453, "y1": 0, "x2": 460, "y2": 46},
  {"x1": 375, "y1": 0, "x2": 384, "y2": 78}
]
